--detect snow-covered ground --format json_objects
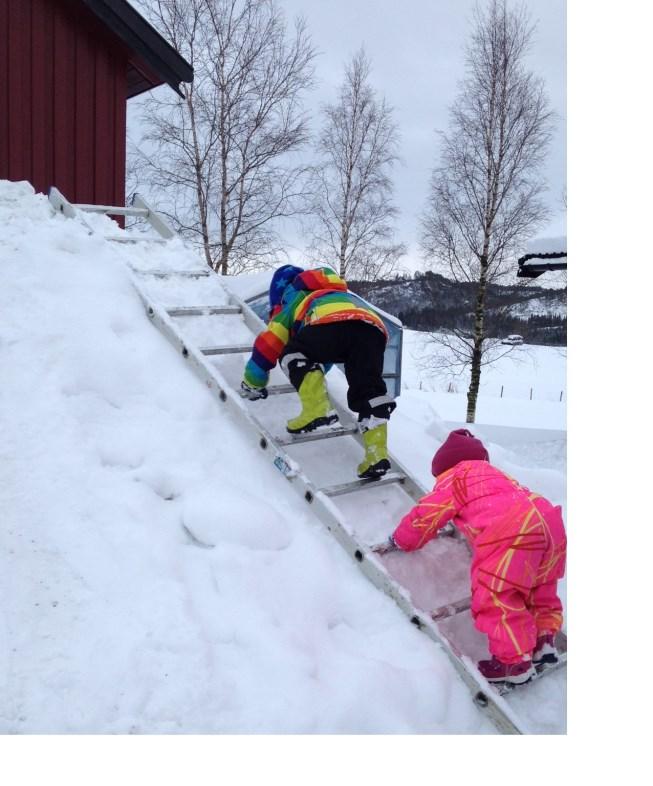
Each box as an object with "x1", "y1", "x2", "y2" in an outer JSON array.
[
  {"x1": 1, "y1": 180, "x2": 565, "y2": 737},
  {"x1": 401, "y1": 329, "x2": 566, "y2": 429}
]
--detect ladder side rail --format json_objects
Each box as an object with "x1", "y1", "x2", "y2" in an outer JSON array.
[
  {"x1": 48, "y1": 187, "x2": 95, "y2": 234},
  {"x1": 131, "y1": 193, "x2": 177, "y2": 239},
  {"x1": 48, "y1": 186, "x2": 77, "y2": 219},
  {"x1": 228, "y1": 290, "x2": 430, "y2": 503}
]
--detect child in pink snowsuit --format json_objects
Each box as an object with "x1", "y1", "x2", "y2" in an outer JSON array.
[{"x1": 390, "y1": 429, "x2": 566, "y2": 684}]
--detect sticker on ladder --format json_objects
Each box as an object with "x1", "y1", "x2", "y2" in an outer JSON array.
[{"x1": 273, "y1": 453, "x2": 299, "y2": 478}]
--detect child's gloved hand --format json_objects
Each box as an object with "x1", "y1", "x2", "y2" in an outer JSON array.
[
  {"x1": 240, "y1": 381, "x2": 268, "y2": 401},
  {"x1": 372, "y1": 535, "x2": 400, "y2": 555}
]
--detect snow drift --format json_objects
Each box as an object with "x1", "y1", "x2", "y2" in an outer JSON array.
[{"x1": 0, "y1": 180, "x2": 565, "y2": 733}]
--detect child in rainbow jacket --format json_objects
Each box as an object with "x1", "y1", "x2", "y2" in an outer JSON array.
[
  {"x1": 240, "y1": 264, "x2": 396, "y2": 479},
  {"x1": 388, "y1": 429, "x2": 566, "y2": 684}
]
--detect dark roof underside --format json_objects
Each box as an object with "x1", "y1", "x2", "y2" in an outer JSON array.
[
  {"x1": 517, "y1": 252, "x2": 567, "y2": 279},
  {"x1": 80, "y1": 0, "x2": 193, "y2": 98}
]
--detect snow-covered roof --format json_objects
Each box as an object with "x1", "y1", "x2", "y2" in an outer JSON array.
[{"x1": 518, "y1": 236, "x2": 567, "y2": 279}]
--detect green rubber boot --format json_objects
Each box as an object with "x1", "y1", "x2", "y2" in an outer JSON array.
[
  {"x1": 357, "y1": 422, "x2": 391, "y2": 479},
  {"x1": 286, "y1": 370, "x2": 338, "y2": 434}
]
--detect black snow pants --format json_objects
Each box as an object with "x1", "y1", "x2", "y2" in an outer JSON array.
[{"x1": 280, "y1": 321, "x2": 395, "y2": 421}]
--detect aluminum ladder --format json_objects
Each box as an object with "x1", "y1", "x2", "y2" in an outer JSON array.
[{"x1": 48, "y1": 186, "x2": 175, "y2": 242}]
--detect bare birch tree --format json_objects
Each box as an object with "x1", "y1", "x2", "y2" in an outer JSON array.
[
  {"x1": 307, "y1": 48, "x2": 405, "y2": 280},
  {"x1": 421, "y1": 0, "x2": 554, "y2": 422},
  {"x1": 129, "y1": 0, "x2": 316, "y2": 274}
]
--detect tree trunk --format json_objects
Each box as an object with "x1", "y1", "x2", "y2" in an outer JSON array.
[
  {"x1": 339, "y1": 167, "x2": 353, "y2": 277},
  {"x1": 466, "y1": 253, "x2": 489, "y2": 423},
  {"x1": 218, "y1": 159, "x2": 228, "y2": 274},
  {"x1": 338, "y1": 232, "x2": 347, "y2": 277},
  {"x1": 187, "y1": 91, "x2": 213, "y2": 270}
]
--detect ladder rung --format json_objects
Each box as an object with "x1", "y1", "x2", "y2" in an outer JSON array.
[
  {"x1": 75, "y1": 204, "x2": 150, "y2": 217},
  {"x1": 132, "y1": 269, "x2": 210, "y2": 279},
  {"x1": 320, "y1": 473, "x2": 406, "y2": 498},
  {"x1": 168, "y1": 306, "x2": 242, "y2": 317},
  {"x1": 107, "y1": 235, "x2": 168, "y2": 244},
  {"x1": 430, "y1": 597, "x2": 472, "y2": 622},
  {"x1": 200, "y1": 344, "x2": 252, "y2": 355},
  {"x1": 276, "y1": 426, "x2": 358, "y2": 446},
  {"x1": 267, "y1": 384, "x2": 295, "y2": 395}
]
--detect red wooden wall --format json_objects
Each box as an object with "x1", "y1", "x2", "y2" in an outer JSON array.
[{"x1": 0, "y1": 0, "x2": 128, "y2": 206}]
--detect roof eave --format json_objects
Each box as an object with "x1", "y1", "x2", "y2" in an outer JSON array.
[{"x1": 79, "y1": 0, "x2": 193, "y2": 98}]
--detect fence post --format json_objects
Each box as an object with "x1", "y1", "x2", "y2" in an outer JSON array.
[
  {"x1": 500, "y1": 385, "x2": 503, "y2": 398},
  {"x1": 529, "y1": 388, "x2": 533, "y2": 400},
  {"x1": 559, "y1": 390, "x2": 563, "y2": 402}
]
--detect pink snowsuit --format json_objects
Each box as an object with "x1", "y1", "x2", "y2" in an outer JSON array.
[{"x1": 392, "y1": 460, "x2": 566, "y2": 664}]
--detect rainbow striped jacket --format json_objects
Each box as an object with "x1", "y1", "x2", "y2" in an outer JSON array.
[{"x1": 243, "y1": 268, "x2": 388, "y2": 389}]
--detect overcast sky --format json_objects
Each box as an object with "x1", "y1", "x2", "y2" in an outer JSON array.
[
  {"x1": 278, "y1": 0, "x2": 567, "y2": 267},
  {"x1": 128, "y1": 0, "x2": 566, "y2": 271}
]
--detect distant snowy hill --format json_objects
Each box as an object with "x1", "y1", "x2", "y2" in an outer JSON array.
[
  {"x1": 348, "y1": 235, "x2": 568, "y2": 338},
  {"x1": 350, "y1": 271, "x2": 567, "y2": 346}
]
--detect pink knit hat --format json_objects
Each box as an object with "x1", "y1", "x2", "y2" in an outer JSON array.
[{"x1": 431, "y1": 429, "x2": 489, "y2": 477}]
